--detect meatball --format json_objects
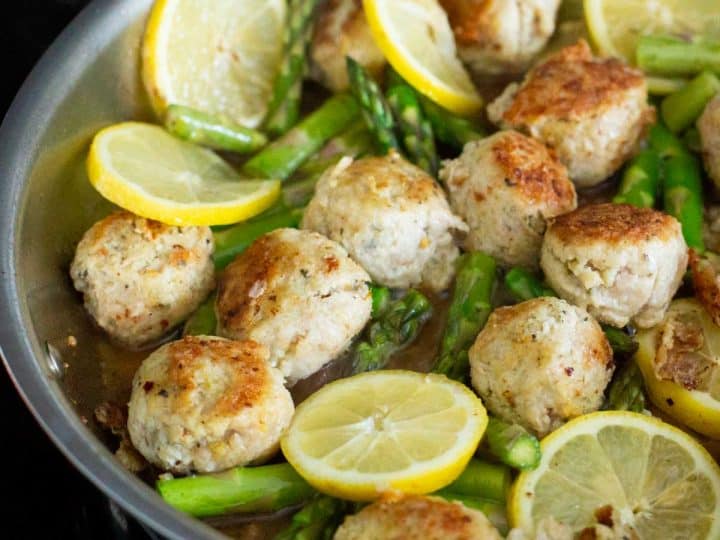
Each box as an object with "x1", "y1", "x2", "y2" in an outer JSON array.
[
  {"x1": 487, "y1": 40, "x2": 655, "y2": 188},
  {"x1": 440, "y1": 130, "x2": 576, "y2": 269},
  {"x1": 469, "y1": 297, "x2": 613, "y2": 437},
  {"x1": 440, "y1": 0, "x2": 561, "y2": 76},
  {"x1": 540, "y1": 203, "x2": 688, "y2": 329},
  {"x1": 302, "y1": 153, "x2": 468, "y2": 291},
  {"x1": 69, "y1": 211, "x2": 215, "y2": 349},
  {"x1": 216, "y1": 228, "x2": 371, "y2": 385},
  {"x1": 334, "y1": 494, "x2": 503, "y2": 540},
  {"x1": 309, "y1": 0, "x2": 385, "y2": 92},
  {"x1": 698, "y1": 92, "x2": 720, "y2": 188},
  {"x1": 127, "y1": 336, "x2": 293, "y2": 474}
]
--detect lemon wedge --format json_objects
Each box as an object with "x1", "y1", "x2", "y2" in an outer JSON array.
[
  {"x1": 635, "y1": 298, "x2": 720, "y2": 440},
  {"x1": 281, "y1": 370, "x2": 487, "y2": 501},
  {"x1": 87, "y1": 122, "x2": 279, "y2": 226},
  {"x1": 363, "y1": 0, "x2": 483, "y2": 116},
  {"x1": 510, "y1": 411, "x2": 720, "y2": 538},
  {"x1": 584, "y1": 0, "x2": 720, "y2": 63},
  {"x1": 142, "y1": 0, "x2": 286, "y2": 128}
]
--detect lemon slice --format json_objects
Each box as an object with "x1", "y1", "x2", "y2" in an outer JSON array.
[
  {"x1": 142, "y1": 0, "x2": 285, "y2": 128},
  {"x1": 363, "y1": 0, "x2": 483, "y2": 116},
  {"x1": 87, "y1": 122, "x2": 279, "y2": 226},
  {"x1": 584, "y1": 0, "x2": 720, "y2": 63},
  {"x1": 281, "y1": 370, "x2": 487, "y2": 501},
  {"x1": 510, "y1": 411, "x2": 720, "y2": 538},
  {"x1": 635, "y1": 299, "x2": 720, "y2": 440}
]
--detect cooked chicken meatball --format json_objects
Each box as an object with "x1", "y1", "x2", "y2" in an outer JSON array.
[
  {"x1": 440, "y1": 130, "x2": 576, "y2": 269},
  {"x1": 698, "y1": 92, "x2": 720, "y2": 188},
  {"x1": 487, "y1": 40, "x2": 655, "y2": 187},
  {"x1": 127, "y1": 336, "x2": 293, "y2": 474},
  {"x1": 440, "y1": 0, "x2": 561, "y2": 75},
  {"x1": 216, "y1": 228, "x2": 371, "y2": 385},
  {"x1": 309, "y1": 0, "x2": 385, "y2": 92},
  {"x1": 540, "y1": 203, "x2": 688, "y2": 329},
  {"x1": 469, "y1": 297, "x2": 613, "y2": 437},
  {"x1": 334, "y1": 494, "x2": 503, "y2": 540},
  {"x1": 69, "y1": 211, "x2": 215, "y2": 349},
  {"x1": 302, "y1": 153, "x2": 468, "y2": 291}
]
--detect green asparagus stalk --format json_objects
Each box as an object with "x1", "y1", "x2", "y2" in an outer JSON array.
[
  {"x1": 648, "y1": 123, "x2": 687, "y2": 160},
  {"x1": 684, "y1": 127, "x2": 703, "y2": 153},
  {"x1": 370, "y1": 285, "x2": 392, "y2": 319},
  {"x1": 183, "y1": 294, "x2": 217, "y2": 337},
  {"x1": 418, "y1": 95, "x2": 485, "y2": 148},
  {"x1": 663, "y1": 151, "x2": 705, "y2": 252},
  {"x1": 433, "y1": 253, "x2": 497, "y2": 382},
  {"x1": 292, "y1": 121, "x2": 374, "y2": 179},
  {"x1": 637, "y1": 35, "x2": 720, "y2": 77},
  {"x1": 275, "y1": 496, "x2": 352, "y2": 540},
  {"x1": 346, "y1": 57, "x2": 400, "y2": 154},
  {"x1": 386, "y1": 83, "x2": 439, "y2": 174},
  {"x1": 612, "y1": 148, "x2": 662, "y2": 208},
  {"x1": 604, "y1": 360, "x2": 646, "y2": 412},
  {"x1": 439, "y1": 458, "x2": 511, "y2": 504},
  {"x1": 164, "y1": 105, "x2": 267, "y2": 153},
  {"x1": 661, "y1": 71, "x2": 720, "y2": 133},
  {"x1": 504, "y1": 268, "x2": 638, "y2": 355},
  {"x1": 264, "y1": 0, "x2": 322, "y2": 136},
  {"x1": 156, "y1": 463, "x2": 315, "y2": 518},
  {"x1": 484, "y1": 417, "x2": 541, "y2": 471},
  {"x1": 213, "y1": 206, "x2": 304, "y2": 269},
  {"x1": 243, "y1": 93, "x2": 361, "y2": 181},
  {"x1": 352, "y1": 289, "x2": 432, "y2": 373},
  {"x1": 503, "y1": 267, "x2": 555, "y2": 302}
]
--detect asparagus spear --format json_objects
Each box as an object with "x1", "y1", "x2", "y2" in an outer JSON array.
[
  {"x1": 648, "y1": 123, "x2": 686, "y2": 159},
  {"x1": 663, "y1": 150, "x2": 705, "y2": 253},
  {"x1": 612, "y1": 148, "x2": 662, "y2": 208},
  {"x1": 370, "y1": 285, "x2": 391, "y2": 319},
  {"x1": 504, "y1": 268, "x2": 638, "y2": 355},
  {"x1": 418, "y1": 95, "x2": 485, "y2": 148},
  {"x1": 213, "y1": 207, "x2": 304, "y2": 269},
  {"x1": 484, "y1": 417, "x2": 541, "y2": 471},
  {"x1": 636, "y1": 35, "x2": 720, "y2": 77},
  {"x1": 264, "y1": 0, "x2": 323, "y2": 136},
  {"x1": 275, "y1": 496, "x2": 352, "y2": 540},
  {"x1": 604, "y1": 360, "x2": 646, "y2": 413},
  {"x1": 661, "y1": 71, "x2": 720, "y2": 133},
  {"x1": 352, "y1": 289, "x2": 432, "y2": 373},
  {"x1": 433, "y1": 253, "x2": 497, "y2": 382},
  {"x1": 684, "y1": 127, "x2": 703, "y2": 153},
  {"x1": 503, "y1": 267, "x2": 555, "y2": 302},
  {"x1": 164, "y1": 105, "x2": 267, "y2": 153},
  {"x1": 183, "y1": 294, "x2": 217, "y2": 337},
  {"x1": 438, "y1": 458, "x2": 511, "y2": 503},
  {"x1": 346, "y1": 57, "x2": 400, "y2": 154},
  {"x1": 386, "y1": 83, "x2": 439, "y2": 174},
  {"x1": 156, "y1": 463, "x2": 315, "y2": 518},
  {"x1": 243, "y1": 93, "x2": 360, "y2": 181}
]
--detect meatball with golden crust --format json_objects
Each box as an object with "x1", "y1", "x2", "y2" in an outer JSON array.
[
  {"x1": 70, "y1": 211, "x2": 215, "y2": 349},
  {"x1": 469, "y1": 297, "x2": 613, "y2": 437},
  {"x1": 334, "y1": 494, "x2": 503, "y2": 540},
  {"x1": 440, "y1": 130, "x2": 576, "y2": 269},
  {"x1": 540, "y1": 203, "x2": 688, "y2": 329},
  {"x1": 127, "y1": 336, "x2": 293, "y2": 474},
  {"x1": 216, "y1": 228, "x2": 371, "y2": 385},
  {"x1": 309, "y1": 0, "x2": 385, "y2": 92},
  {"x1": 698, "y1": 93, "x2": 720, "y2": 189},
  {"x1": 488, "y1": 40, "x2": 655, "y2": 188},
  {"x1": 440, "y1": 0, "x2": 561, "y2": 75},
  {"x1": 302, "y1": 152, "x2": 468, "y2": 291}
]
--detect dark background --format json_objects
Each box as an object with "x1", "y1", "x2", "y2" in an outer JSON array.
[{"x1": 1, "y1": 1, "x2": 152, "y2": 538}]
